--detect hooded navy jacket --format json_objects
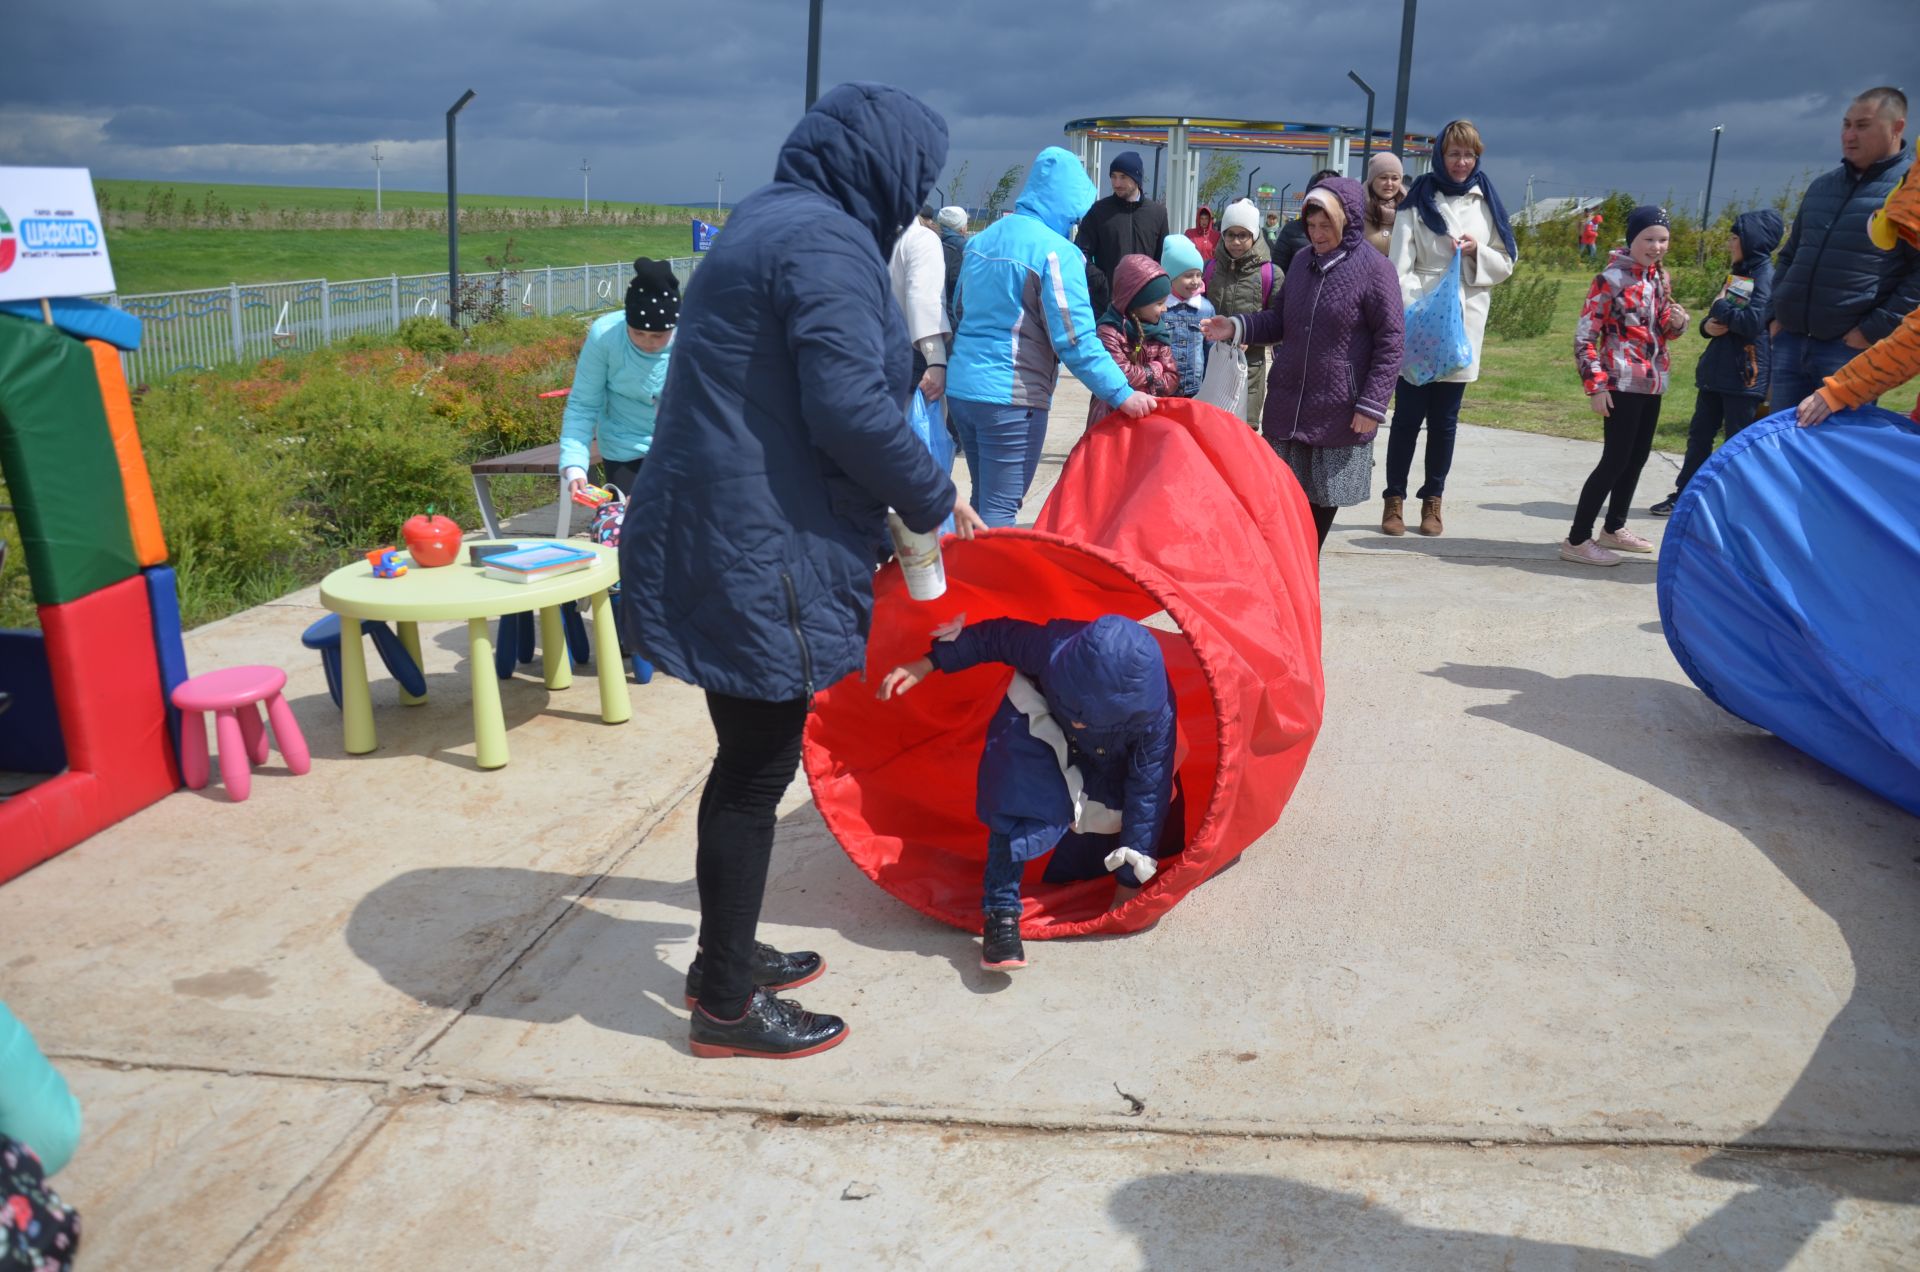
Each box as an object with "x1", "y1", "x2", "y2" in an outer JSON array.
[
  {"x1": 1696, "y1": 209, "x2": 1784, "y2": 398},
  {"x1": 619, "y1": 84, "x2": 956, "y2": 702},
  {"x1": 927, "y1": 616, "x2": 1178, "y2": 864}
]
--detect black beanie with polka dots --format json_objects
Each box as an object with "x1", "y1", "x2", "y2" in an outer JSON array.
[{"x1": 625, "y1": 257, "x2": 679, "y2": 331}]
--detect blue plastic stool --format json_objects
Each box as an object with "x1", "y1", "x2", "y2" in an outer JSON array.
[
  {"x1": 302, "y1": 613, "x2": 428, "y2": 707},
  {"x1": 494, "y1": 605, "x2": 590, "y2": 680}
]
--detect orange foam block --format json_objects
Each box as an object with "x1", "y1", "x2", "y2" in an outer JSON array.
[{"x1": 87, "y1": 339, "x2": 167, "y2": 567}]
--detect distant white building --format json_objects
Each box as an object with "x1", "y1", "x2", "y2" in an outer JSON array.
[{"x1": 1514, "y1": 195, "x2": 1606, "y2": 227}]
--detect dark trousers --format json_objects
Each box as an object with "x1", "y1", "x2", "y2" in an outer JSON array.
[
  {"x1": 1769, "y1": 330, "x2": 1860, "y2": 413},
  {"x1": 1310, "y1": 503, "x2": 1337, "y2": 551},
  {"x1": 1570, "y1": 391, "x2": 1662, "y2": 545},
  {"x1": 1673, "y1": 391, "x2": 1760, "y2": 493},
  {"x1": 982, "y1": 832, "x2": 1023, "y2": 915},
  {"x1": 694, "y1": 690, "x2": 810, "y2": 1018},
  {"x1": 595, "y1": 456, "x2": 643, "y2": 499},
  {"x1": 1385, "y1": 378, "x2": 1468, "y2": 499}
]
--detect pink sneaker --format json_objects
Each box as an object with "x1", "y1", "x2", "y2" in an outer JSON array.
[
  {"x1": 1598, "y1": 528, "x2": 1655, "y2": 554},
  {"x1": 1559, "y1": 538, "x2": 1621, "y2": 567}
]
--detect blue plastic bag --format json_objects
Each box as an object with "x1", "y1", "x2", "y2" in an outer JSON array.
[
  {"x1": 1400, "y1": 248, "x2": 1474, "y2": 385},
  {"x1": 906, "y1": 390, "x2": 956, "y2": 535}
]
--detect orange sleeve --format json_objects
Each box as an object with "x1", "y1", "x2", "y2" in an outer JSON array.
[
  {"x1": 86, "y1": 340, "x2": 168, "y2": 566},
  {"x1": 1820, "y1": 303, "x2": 1920, "y2": 411}
]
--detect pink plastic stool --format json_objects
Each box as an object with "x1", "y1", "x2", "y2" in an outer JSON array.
[{"x1": 170, "y1": 665, "x2": 311, "y2": 802}]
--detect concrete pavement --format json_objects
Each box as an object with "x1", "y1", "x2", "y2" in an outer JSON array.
[{"x1": 3, "y1": 383, "x2": 1915, "y2": 1268}]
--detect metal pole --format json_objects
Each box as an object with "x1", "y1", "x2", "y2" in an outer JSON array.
[
  {"x1": 1151, "y1": 146, "x2": 1162, "y2": 200},
  {"x1": 805, "y1": 0, "x2": 823, "y2": 109},
  {"x1": 582, "y1": 158, "x2": 590, "y2": 214},
  {"x1": 445, "y1": 88, "x2": 475, "y2": 327},
  {"x1": 716, "y1": 173, "x2": 723, "y2": 220},
  {"x1": 1348, "y1": 71, "x2": 1376, "y2": 177},
  {"x1": 1245, "y1": 166, "x2": 1261, "y2": 202},
  {"x1": 1389, "y1": 0, "x2": 1417, "y2": 160},
  {"x1": 1698, "y1": 125, "x2": 1724, "y2": 264},
  {"x1": 372, "y1": 144, "x2": 383, "y2": 227}
]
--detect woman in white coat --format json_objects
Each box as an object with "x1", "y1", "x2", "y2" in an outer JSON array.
[{"x1": 1381, "y1": 119, "x2": 1516, "y2": 536}]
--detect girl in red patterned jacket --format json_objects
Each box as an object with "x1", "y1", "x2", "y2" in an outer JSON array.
[
  {"x1": 1088, "y1": 254, "x2": 1180, "y2": 426},
  {"x1": 1562, "y1": 206, "x2": 1691, "y2": 566}
]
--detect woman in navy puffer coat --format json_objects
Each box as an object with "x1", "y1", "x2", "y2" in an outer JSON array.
[
  {"x1": 619, "y1": 83, "x2": 980, "y2": 1060},
  {"x1": 1206, "y1": 176, "x2": 1404, "y2": 552}
]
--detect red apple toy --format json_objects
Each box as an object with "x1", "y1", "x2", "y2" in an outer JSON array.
[{"x1": 402, "y1": 508, "x2": 463, "y2": 568}]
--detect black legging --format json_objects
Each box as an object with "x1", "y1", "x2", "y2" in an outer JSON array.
[
  {"x1": 1311, "y1": 503, "x2": 1337, "y2": 551},
  {"x1": 597, "y1": 456, "x2": 644, "y2": 499},
  {"x1": 693, "y1": 690, "x2": 810, "y2": 1018},
  {"x1": 1569, "y1": 390, "x2": 1662, "y2": 545}
]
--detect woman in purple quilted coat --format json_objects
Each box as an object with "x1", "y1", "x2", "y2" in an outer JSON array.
[{"x1": 1204, "y1": 176, "x2": 1403, "y2": 552}]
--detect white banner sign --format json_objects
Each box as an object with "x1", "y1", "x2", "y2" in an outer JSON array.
[{"x1": 0, "y1": 167, "x2": 115, "y2": 302}]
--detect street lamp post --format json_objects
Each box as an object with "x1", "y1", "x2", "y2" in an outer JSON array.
[
  {"x1": 1245, "y1": 166, "x2": 1262, "y2": 202},
  {"x1": 1698, "y1": 124, "x2": 1724, "y2": 265},
  {"x1": 372, "y1": 144, "x2": 383, "y2": 228},
  {"x1": 1389, "y1": 0, "x2": 1417, "y2": 161},
  {"x1": 805, "y1": 0, "x2": 824, "y2": 109},
  {"x1": 581, "y1": 158, "x2": 590, "y2": 214},
  {"x1": 1348, "y1": 70, "x2": 1376, "y2": 177},
  {"x1": 445, "y1": 88, "x2": 476, "y2": 327}
]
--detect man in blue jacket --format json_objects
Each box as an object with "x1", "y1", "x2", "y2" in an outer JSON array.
[
  {"x1": 948, "y1": 147, "x2": 1158, "y2": 527},
  {"x1": 620, "y1": 83, "x2": 982, "y2": 1060},
  {"x1": 1768, "y1": 87, "x2": 1917, "y2": 408}
]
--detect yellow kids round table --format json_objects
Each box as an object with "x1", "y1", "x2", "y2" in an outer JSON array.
[{"x1": 317, "y1": 542, "x2": 630, "y2": 769}]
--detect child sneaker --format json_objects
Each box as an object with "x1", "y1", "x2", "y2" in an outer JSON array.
[
  {"x1": 1649, "y1": 495, "x2": 1678, "y2": 517},
  {"x1": 981, "y1": 910, "x2": 1027, "y2": 970},
  {"x1": 1559, "y1": 538, "x2": 1622, "y2": 567},
  {"x1": 1598, "y1": 528, "x2": 1655, "y2": 553}
]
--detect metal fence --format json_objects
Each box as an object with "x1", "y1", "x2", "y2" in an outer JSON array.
[{"x1": 93, "y1": 257, "x2": 699, "y2": 385}]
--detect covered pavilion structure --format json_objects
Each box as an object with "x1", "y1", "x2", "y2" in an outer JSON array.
[{"x1": 1064, "y1": 116, "x2": 1437, "y2": 231}]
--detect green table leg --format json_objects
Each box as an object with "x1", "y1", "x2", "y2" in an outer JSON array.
[
  {"x1": 339, "y1": 617, "x2": 376, "y2": 754},
  {"x1": 467, "y1": 615, "x2": 510, "y2": 769},
  {"x1": 539, "y1": 605, "x2": 571, "y2": 691},
  {"x1": 396, "y1": 620, "x2": 427, "y2": 706},
  {"x1": 590, "y1": 588, "x2": 631, "y2": 724}
]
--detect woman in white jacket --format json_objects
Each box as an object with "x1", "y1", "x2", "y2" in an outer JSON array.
[{"x1": 1382, "y1": 120, "x2": 1516, "y2": 536}]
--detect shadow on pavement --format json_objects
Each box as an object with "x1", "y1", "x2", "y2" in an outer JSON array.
[
  {"x1": 1425, "y1": 662, "x2": 1920, "y2": 1228},
  {"x1": 1481, "y1": 500, "x2": 1581, "y2": 521},
  {"x1": 1107, "y1": 1158, "x2": 1912, "y2": 1271},
  {"x1": 1346, "y1": 536, "x2": 1658, "y2": 584}
]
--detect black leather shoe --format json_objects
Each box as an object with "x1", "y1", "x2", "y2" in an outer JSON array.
[
  {"x1": 981, "y1": 910, "x2": 1027, "y2": 970},
  {"x1": 689, "y1": 988, "x2": 848, "y2": 1059},
  {"x1": 683, "y1": 943, "x2": 824, "y2": 1008}
]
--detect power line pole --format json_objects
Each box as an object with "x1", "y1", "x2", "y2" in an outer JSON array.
[
  {"x1": 581, "y1": 158, "x2": 590, "y2": 214},
  {"x1": 805, "y1": 0, "x2": 824, "y2": 109},
  {"x1": 372, "y1": 144, "x2": 383, "y2": 227},
  {"x1": 1698, "y1": 125, "x2": 1724, "y2": 265},
  {"x1": 1389, "y1": 0, "x2": 1417, "y2": 162}
]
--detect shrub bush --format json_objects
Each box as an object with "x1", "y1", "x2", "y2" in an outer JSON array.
[
  {"x1": 395, "y1": 315, "x2": 462, "y2": 355},
  {"x1": 1487, "y1": 272, "x2": 1562, "y2": 339}
]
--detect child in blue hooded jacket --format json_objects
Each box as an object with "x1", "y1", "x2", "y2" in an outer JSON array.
[
  {"x1": 558, "y1": 258, "x2": 677, "y2": 500},
  {"x1": 880, "y1": 613, "x2": 1181, "y2": 970}
]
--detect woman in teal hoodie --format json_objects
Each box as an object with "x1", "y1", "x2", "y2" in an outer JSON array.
[{"x1": 559, "y1": 258, "x2": 678, "y2": 499}]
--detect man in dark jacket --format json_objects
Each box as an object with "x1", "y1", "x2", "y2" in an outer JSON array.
[
  {"x1": 1076, "y1": 150, "x2": 1171, "y2": 318},
  {"x1": 1769, "y1": 87, "x2": 1917, "y2": 408},
  {"x1": 1652, "y1": 209, "x2": 1785, "y2": 514},
  {"x1": 1272, "y1": 169, "x2": 1344, "y2": 271},
  {"x1": 620, "y1": 82, "x2": 982, "y2": 1060}
]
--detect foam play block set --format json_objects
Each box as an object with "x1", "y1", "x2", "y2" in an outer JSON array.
[{"x1": 1, "y1": 303, "x2": 184, "y2": 883}]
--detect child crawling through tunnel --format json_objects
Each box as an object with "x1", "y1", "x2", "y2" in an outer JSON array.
[{"x1": 879, "y1": 612, "x2": 1185, "y2": 970}]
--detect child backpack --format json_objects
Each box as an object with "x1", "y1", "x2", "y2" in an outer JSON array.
[{"x1": 1203, "y1": 259, "x2": 1275, "y2": 308}]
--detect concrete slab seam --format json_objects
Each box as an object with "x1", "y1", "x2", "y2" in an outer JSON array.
[{"x1": 217, "y1": 1099, "x2": 400, "y2": 1272}]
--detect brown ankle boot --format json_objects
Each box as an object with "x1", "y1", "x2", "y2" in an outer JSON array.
[
  {"x1": 1381, "y1": 495, "x2": 1405, "y2": 536},
  {"x1": 1418, "y1": 496, "x2": 1444, "y2": 536}
]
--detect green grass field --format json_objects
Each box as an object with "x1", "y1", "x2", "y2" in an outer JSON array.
[
  {"x1": 107, "y1": 225, "x2": 697, "y2": 292},
  {"x1": 1476, "y1": 268, "x2": 1712, "y2": 455},
  {"x1": 95, "y1": 178, "x2": 700, "y2": 216}
]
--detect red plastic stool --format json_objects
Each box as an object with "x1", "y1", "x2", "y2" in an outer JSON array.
[{"x1": 171, "y1": 666, "x2": 311, "y2": 802}]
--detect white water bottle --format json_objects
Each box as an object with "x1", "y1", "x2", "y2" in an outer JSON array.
[{"x1": 885, "y1": 510, "x2": 946, "y2": 602}]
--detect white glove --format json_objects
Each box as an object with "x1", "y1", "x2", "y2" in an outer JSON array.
[{"x1": 1103, "y1": 846, "x2": 1158, "y2": 884}]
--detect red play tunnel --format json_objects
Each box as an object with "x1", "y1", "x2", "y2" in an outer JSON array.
[{"x1": 804, "y1": 401, "x2": 1324, "y2": 936}]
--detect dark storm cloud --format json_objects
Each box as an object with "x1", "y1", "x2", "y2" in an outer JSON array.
[{"x1": 1, "y1": 0, "x2": 1908, "y2": 209}]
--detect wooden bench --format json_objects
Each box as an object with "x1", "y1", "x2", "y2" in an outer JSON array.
[{"x1": 469, "y1": 441, "x2": 599, "y2": 540}]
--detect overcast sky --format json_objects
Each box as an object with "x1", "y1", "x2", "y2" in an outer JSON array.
[{"x1": 1, "y1": 0, "x2": 1909, "y2": 217}]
